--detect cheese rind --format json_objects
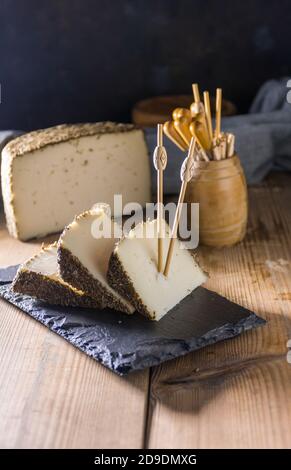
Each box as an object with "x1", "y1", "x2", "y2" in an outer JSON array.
[
  {"x1": 107, "y1": 220, "x2": 207, "y2": 321},
  {"x1": 57, "y1": 204, "x2": 134, "y2": 314},
  {"x1": 12, "y1": 243, "x2": 101, "y2": 308},
  {"x1": 1, "y1": 122, "x2": 151, "y2": 240}
]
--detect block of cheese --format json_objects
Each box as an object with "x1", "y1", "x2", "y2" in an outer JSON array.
[
  {"x1": 57, "y1": 204, "x2": 134, "y2": 314},
  {"x1": 107, "y1": 220, "x2": 207, "y2": 321},
  {"x1": 12, "y1": 243, "x2": 101, "y2": 308},
  {"x1": 1, "y1": 122, "x2": 150, "y2": 240}
]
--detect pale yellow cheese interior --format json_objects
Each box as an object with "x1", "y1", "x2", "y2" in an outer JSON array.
[
  {"x1": 2, "y1": 130, "x2": 150, "y2": 240},
  {"x1": 115, "y1": 220, "x2": 207, "y2": 320}
]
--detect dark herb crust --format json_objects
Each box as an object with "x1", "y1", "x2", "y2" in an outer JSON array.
[
  {"x1": 4, "y1": 122, "x2": 137, "y2": 158},
  {"x1": 12, "y1": 269, "x2": 101, "y2": 309},
  {"x1": 107, "y1": 252, "x2": 154, "y2": 320},
  {"x1": 57, "y1": 245, "x2": 134, "y2": 314}
]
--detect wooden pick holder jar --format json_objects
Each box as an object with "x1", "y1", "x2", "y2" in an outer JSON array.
[{"x1": 185, "y1": 154, "x2": 248, "y2": 247}]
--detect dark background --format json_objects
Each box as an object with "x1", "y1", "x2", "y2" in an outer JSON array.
[{"x1": 0, "y1": 0, "x2": 290, "y2": 130}]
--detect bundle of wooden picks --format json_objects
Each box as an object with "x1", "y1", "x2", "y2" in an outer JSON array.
[{"x1": 163, "y1": 83, "x2": 236, "y2": 161}]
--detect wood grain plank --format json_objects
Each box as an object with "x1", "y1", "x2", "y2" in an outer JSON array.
[
  {"x1": 147, "y1": 173, "x2": 291, "y2": 449},
  {"x1": 0, "y1": 217, "x2": 149, "y2": 448}
]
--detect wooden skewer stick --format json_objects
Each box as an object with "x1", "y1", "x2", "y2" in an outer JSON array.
[
  {"x1": 226, "y1": 133, "x2": 235, "y2": 157},
  {"x1": 153, "y1": 124, "x2": 168, "y2": 272},
  {"x1": 163, "y1": 138, "x2": 197, "y2": 277},
  {"x1": 191, "y1": 84, "x2": 211, "y2": 148},
  {"x1": 192, "y1": 83, "x2": 200, "y2": 104},
  {"x1": 212, "y1": 142, "x2": 221, "y2": 161},
  {"x1": 215, "y1": 88, "x2": 222, "y2": 138},
  {"x1": 203, "y1": 91, "x2": 213, "y2": 140},
  {"x1": 220, "y1": 136, "x2": 227, "y2": 159},
  {"x1": 191, "y1": 83, "x2": 202, "y2": 115}
]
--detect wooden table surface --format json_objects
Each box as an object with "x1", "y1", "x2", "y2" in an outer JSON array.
[{"x1": 0, "y1": 172, "x2": 291, "y2": 449}]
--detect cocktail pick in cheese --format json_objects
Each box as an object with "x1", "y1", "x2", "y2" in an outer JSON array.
[
  {"x1": 163, "y1": 137, "x2": 198, "y2": 277},
  {"x1": 12, "y1": 243, "x2": 101, "y2": 308},
  {"x1": 57, "y1": 203, "x2": 134, "y2": 314},
  {"x1": 153, "y1": 124, "x2": 168, "y2": 272}
]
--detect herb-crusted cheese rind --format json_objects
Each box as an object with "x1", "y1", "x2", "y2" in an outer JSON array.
[
  {"x1": 107, "y1": 251, "x2": 152, "y2": 318},
  {"x1": 4, "y1": 122, "x2": 136, "y2": 158},
  {"x1": 1, "y1": 122, "x2": 151, "y2": 240},
  {"x1": 1, "y1": 149, "x2": 17, "y2": 238},
  {"x1": 57, "y1": 205, "x2": 135, "y2": 315},
  {"x1": 12, "y1": 243, "x2": 102, "y2": 308},
  {"x1": 12, "y1": 269, "x2": 101, "y2": 308},
  {"x1": 58, "y1": 245, "x2": 133, "y2": 314}
]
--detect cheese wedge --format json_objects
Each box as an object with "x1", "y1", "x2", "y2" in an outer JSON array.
[
  {"x1": 57, "y1": 204, "x2": 134, "y2": 314},
  {"x1": 107, "y1": 220, "x2": 207, "y2": 321},
  {"x1": 12, "y1": 243, "x2": 101, "y2": 308},
  {"x1": 1, "y1": 122, "x2": 150, "y2": 240}
]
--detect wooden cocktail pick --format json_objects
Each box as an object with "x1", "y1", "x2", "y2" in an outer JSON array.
[
  {"x1": 189, "y1": 121, "x2": 210, "y2": 161},
  {"x1": 215, "y1": 88, "x2": 222, "y2": 138},
  {"x1": 220, "y1": 135, "x2": 227, "y2": 159},
  {"x1": 203, "y1": 91, "x2": 213, "y2": 140},
  {"x1": 174, "y1": 118, "x2": 192, "y2": 147},
  {"x1": 163, "y1": 137, "x2": 197, "y2": 277},
  {"x1": 226, "y1": 133, "x2": 235, "y2": 157},
  {"x1": 191, "y1": 83, "x2": 202, "y2": 115},
  {"x1": 153, "y1": 124, "x2": 168, "y2": 272},
  {"x1": 190, "y1": 119, "x2": 212, "y2": 152},
  {"x1": 172, "y1": 107, "x2": 192, "y2": 147},
  {"x1": 172, "y1": 107, "x2": 192, "y2": 121},
  {"x1": 163, "y1": 121, "x2": 188, "y2": 151},
  {"x1": 212, "y1": 141, "x2": 222, "y2": 160},
  {"x1": 190, "y1": 84, "x2": 211, "y2": 149}
]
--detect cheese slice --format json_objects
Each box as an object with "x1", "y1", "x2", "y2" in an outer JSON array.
[
  {"x1": 1, "y1": 122, "x2": 150, "y2": 240},
  {"x1": 107, "y1": 220, "x2": 207, "y2": 321},
  {"x1": 57, "y1": 204, "x2": 134, "y2": 314},
  {"x1": 12, "y1": 243, "x2": 102, "y2": 308}
]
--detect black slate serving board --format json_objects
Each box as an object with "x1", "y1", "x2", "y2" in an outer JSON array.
[{"x1": 0, "y1": 265, "x2": 265, "y2": 375}]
